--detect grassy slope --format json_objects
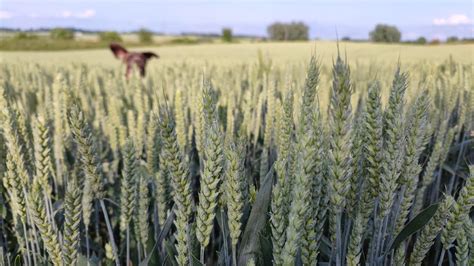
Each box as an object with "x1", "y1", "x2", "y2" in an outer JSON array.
[{"x1": 1, "y1": 41, "x2": 473, "y2": 67}]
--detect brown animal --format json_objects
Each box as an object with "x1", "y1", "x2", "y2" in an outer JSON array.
[{"x1": 109, "y1": 43, "x2": 159, "y2": 78}]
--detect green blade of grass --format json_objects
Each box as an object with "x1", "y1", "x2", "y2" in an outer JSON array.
[
  {"x1": 238, "y1": 164, "x2": 274, "y2": 265},
  {"x1": 387, "y1": 203, "x2": 440, "y2": 252}
]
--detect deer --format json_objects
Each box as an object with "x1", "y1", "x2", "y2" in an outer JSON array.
[{"x1": 109, "y1": 43, "x2": 159, "y2": 78}]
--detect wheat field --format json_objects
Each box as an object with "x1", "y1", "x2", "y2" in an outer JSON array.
[
  {"x1": 1, "y1": 41, "x2": 473, "y2": 65},
  {"x1": 0, "y1": 42, "x2": 473, "y2": 265}
]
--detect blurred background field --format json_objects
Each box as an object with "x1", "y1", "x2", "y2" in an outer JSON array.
[
  {"x1": 2, "y1": 40, "x2": 471, "y2": 113},
  {"x1": 1, "y1": 41, "x2": 473, "y2": 66}
]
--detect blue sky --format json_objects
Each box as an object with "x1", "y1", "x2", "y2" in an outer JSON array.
[{"x1": 0, "y1": 0, "x2": 472, "y2": 40}]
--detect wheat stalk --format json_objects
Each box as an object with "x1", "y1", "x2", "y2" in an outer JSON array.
[
  {"x1": 62, "y1": 173, "x2": 82, "y2": 265},
  {"x1": 29, "y1": 179, "x2": 62, "y2": 266},
  {"x1": 441, "y1": 165, "x2": 473, "y2": 248},
  {"x1": 327, "y1": 51, "x2": 353, "y2": 265},
  {"x1": 409, "y1": 196, "x2": 454, "y2": 266},
  {"x1": 196, "y1": 84, "x2": 224, "y2": 262},
  {"x1": 158, "y1": 106, "x2": 193, "y2": 265},
  {"x1": 225, "y1": 141, "x2": 245, "y2": 264}
]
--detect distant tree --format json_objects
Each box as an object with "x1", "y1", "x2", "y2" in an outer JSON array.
[
  {"x1": 342, "y1": 36, "x2": 351, "y2": 41},
  {"x1": 14, "y1": 32, "x2": 38, "y2": 40},
  {"x1": 430, "y1": 39, "x2": 441, "y2": 45},
  {"x1": 50, "y1": 28, "x2": 74, "y2": 40},
  {"x1": 415, "y1": 37, "x2": 427, "y2": 44},
  {"x1": 446, "y1": 36, "x2": 459, "y2": 43},
  {"x1": 138, "y1": 28, "x2": 153, "y2": 43},
  {"x1": 267, "y1": 22, "x2": 286, "y2": 40},
  {"x1": 369, "y1": 24, "x2": 401, "y2": 43},
  {"x1": 222, "y1": 28, "x2": 233, "y2": 42},
  {"x1": 267, "y1": 22, "x2": 309, "y2": 41},
  {"x1": 287, "y1": 22, "x2": 309, "y2": 40},
  {"x1": 99, "y1": 31, "x2": 122, "y2": 42}
]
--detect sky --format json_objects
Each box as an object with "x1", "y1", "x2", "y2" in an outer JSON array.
[{"x1": 0, "y1": 0, "x2": 472, "y2": 40}]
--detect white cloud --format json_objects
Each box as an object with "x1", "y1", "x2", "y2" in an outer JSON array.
[
  {"x1": 433, "y1": 14, "x2": 472, "y2": 26},
  {"x1": 60, "y1": 9, "x2": 96, "y2": 19},
  {"x1": 0, "y1": 10, "x2": 13, "y2": 19},
  {"x1": 61, "y1": 11, "x2": 73, "y2": 18},
  {"x1": 76, "y1": 9, "x2": 96, "y2": 19}
]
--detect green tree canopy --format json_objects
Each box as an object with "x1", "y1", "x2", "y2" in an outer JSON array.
[
  {"x1": 99, "y1": 31, "x2": 123, "y2": 42},
  {"x1": 137, "y1": 28, "x2": 153, "y2": 43},
  {"x1": 267, "y1": 22, "x2": 309, "y2": 41},
  {"x1": 14, "y1": 32, "x2": 38, "y2": 40},
  {"x1": 369, "y1": 24, "x2": 401, "y2": 43},
  {"x1": 222, "y1": 28, "x2": 233, "y2": 43},
  {"x1": 446, "y1": 36, "x2": 459, "y2": 43},
  {"x1": 50, "y1": 28, "x2": 74, "y2": 40},
  {"x1": 416, "y1": 37, "x2": 427, "y2": 44}
]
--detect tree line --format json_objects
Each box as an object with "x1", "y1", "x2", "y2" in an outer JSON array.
[
  {"x1": 14, "y1": 27, "x2": 154, "y2": 44},
  {"x1": 265, "y1": 22, "x2": 466, "y2": 44},
  {"x1": 10, "y1": 24, "x2": 467, "y2": 45}
]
